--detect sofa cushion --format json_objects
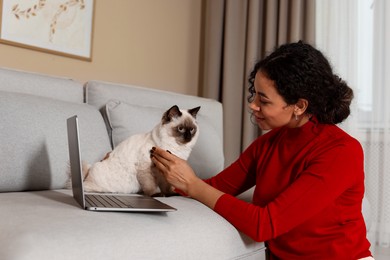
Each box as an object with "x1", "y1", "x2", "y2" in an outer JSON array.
[
  {"x1": 105, "y1": 99, "x2": 161, "y2": 146},
  {"x1": 0, "y1": 189, "x2": 266, "y2": 259},
  {"x1": 0, "y1": 67, "x2": 83, "y2": 103},
  {"x1": 105, "y1": 99, "x2": 224, "y2": 180},
  {"x1": 85, "y1": 80, "x2": 223, "y2": 137},
  {"x1": 85, "y1": 80, "x2": 225, "y2": 179},
  {"x1": 0, "y1": 91, "x2": 111, "y2": 192}
]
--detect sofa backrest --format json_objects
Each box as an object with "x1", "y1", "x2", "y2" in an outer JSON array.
[
  {"x1": 0, "y1": 68, "x2": 111, "y2": 192},
  {"x1": 85, "y1": 80, "x2": 225, "y2": 179},
  {"x1": 0, "y1": 67, "x2": 83, "y2": 103},
  {"x1": 0, "y1": 67, "x2": 224, "y2": 192}
]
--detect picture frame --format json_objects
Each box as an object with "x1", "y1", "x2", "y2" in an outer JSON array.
[{"x1": 0, "y1": 0, "x2": 94, "y2": 61}]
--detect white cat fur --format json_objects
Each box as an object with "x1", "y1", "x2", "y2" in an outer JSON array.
[{"x1": 82, "y1": 106, "x2": 200, "y2": 196}]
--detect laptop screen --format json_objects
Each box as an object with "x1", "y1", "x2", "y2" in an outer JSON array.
[{"x1": 67, "y1": 115, "x2": 85, "y2": 209}]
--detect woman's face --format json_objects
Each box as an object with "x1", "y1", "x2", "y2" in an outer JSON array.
[{"x1": 249, "y1": 71, "x2": 296, "y2": 130}]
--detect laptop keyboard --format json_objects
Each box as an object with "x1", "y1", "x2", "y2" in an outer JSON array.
[
  {"x1": 85, "y1": 194, "x2": 134, "y2": 208},
  {"x1": 84, "y1": 193, "x2": 175, "y2": 210}
]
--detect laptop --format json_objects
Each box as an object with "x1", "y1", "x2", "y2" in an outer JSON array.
[{"x1": 66, "y1": 115, "x2": 176, "y2": 212}]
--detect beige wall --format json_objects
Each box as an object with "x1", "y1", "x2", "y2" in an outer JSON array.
[{"x1": 0, "y1": 0, "x2": 201, "y2": 96}]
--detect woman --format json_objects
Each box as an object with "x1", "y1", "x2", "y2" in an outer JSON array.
[{"x1": 151, "y1": 41, "x2": 373, "y2": 259}]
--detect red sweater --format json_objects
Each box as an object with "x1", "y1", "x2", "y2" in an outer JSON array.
[{"x1": 205, "y1": 118, "x2": 372, "y2": 259}]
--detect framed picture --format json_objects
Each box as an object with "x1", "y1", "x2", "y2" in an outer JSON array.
[{"x1": 0, "y1": 0, "x2": 94, "y2": 61}]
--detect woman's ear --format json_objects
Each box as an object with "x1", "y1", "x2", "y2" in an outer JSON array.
[{"x1": 294, "y1": 98, "x2": 309, "y2": 116}]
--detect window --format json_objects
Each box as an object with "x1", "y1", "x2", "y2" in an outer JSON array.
[{"x1": 356, "y1": 0, "x2": 373, "y2": 114}]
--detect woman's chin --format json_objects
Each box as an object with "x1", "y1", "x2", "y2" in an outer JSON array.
[{"x1": 256, "y1": 119, "x2": 270, "y2": 130}]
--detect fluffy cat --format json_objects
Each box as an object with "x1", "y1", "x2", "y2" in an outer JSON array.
[{"x1": 81, "y1": 105, "x2": 200, "y2": 196}]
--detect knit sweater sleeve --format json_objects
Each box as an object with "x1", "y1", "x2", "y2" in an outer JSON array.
[
  {"x1": 211, "y1": 139, "x2": 364, "y2": 242},
  {"x1": 204, "y1": 139, "x2": 259, "y2": 196}
]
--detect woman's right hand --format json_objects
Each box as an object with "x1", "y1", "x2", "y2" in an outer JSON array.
[
  {"x1": 151, "y1": 146, "x2": 225, "y2": 209},
  {"x1": 150, "y1": 147, "x2": 199, "y2": 196}
]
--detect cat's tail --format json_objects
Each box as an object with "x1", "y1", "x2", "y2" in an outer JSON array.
[
  {"x1": 64, "y1": 160, "x2": 72, "y2": 189},
  {"x1": 82, "y1": 161, "x2": 92, "y2": 180}
]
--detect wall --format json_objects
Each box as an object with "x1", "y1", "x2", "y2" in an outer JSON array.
[{"x1": 0, "y1": 0, "x2": 201, "y2": 96}]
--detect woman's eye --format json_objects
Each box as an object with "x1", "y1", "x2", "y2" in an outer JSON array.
[{"x1": 259, "y1": 98, "x2": 269, "y2": 105}]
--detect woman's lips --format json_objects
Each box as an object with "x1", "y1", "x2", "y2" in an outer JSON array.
[{"x1": 253, "y1": 114, "x2": 264, "y2": 123}]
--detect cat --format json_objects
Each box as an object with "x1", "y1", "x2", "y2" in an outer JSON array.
[{"x1": 81, "y1": 105, "x2": 200, "y2": 197}]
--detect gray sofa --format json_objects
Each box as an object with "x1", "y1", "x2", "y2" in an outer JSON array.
[{"x1": 0, "y1": 67, "x2": 266, "y2": 260}]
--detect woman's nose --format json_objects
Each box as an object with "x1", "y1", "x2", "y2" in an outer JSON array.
[{"x1": 249, "y1": 101, "x2": 260, "y2": 112}]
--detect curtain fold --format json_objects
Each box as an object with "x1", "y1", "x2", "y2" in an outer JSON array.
[
  {"x1": 371, "y1": 0, "x2": 390, "y2": 249},
  {"x1": 199, "y1": 0, "x2": 315, "y2": 166}
]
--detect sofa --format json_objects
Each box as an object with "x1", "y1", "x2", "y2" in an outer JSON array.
[{"x1": 0, "y1": 67, "x2": 266, "y2": 260}]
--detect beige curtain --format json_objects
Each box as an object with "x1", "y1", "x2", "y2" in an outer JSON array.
[{"x1": 199, "y1": 0, "x2": 316, "y2": 166}]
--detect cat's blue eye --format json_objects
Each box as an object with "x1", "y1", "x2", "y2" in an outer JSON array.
[{"x1": 178, "y1": 126, "x2": 185, "y2": 133}]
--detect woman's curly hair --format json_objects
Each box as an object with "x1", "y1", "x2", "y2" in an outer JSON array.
[{"x1": 248, "y1": 41, "x2": 353, "y2": 124}]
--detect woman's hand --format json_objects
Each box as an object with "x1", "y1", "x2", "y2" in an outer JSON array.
[
  {"x1": 150, "y1": 147, "x2": 199, "y2": 195},
  {"x1": 150, "y1": 147, "x2": 225, "y2": 209}
]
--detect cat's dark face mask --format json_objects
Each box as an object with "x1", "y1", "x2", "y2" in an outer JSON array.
[{"x1": 174, "y1": 122, "x2": 197, "y2": 144}]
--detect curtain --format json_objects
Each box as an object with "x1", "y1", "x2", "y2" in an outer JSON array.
[
  {"x1": 370, "y1": 0, "x2": 390, "y2": 251},
  {"x1": 199, "y1": 0, "x2": 315, "y2": 166},
  {"x1": 316, "y1": 0, "x2": 390, "y2": 256}
]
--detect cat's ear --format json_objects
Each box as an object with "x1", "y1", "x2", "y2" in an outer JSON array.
[
  {"x1": 162, "y1": 105, "x2": 182, "y2": 124},
  {"x1": 188, "y1": 106, "x2": 201, "y2": 118}
]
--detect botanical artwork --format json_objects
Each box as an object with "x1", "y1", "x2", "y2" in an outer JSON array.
[{"x1": 0, "y1": 0, "x2": 94, "y2": 60}]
